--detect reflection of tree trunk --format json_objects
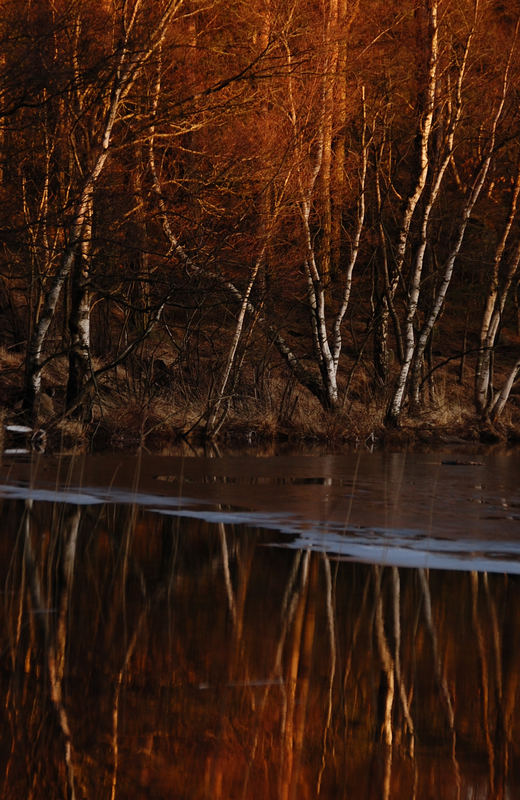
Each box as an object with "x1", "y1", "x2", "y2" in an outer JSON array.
[
  {"x1": 289, "y1": 553, "x2": 318, "y2": 800},
  {"x1": 373, "y1": 567, "x2": 395, "y2": 748},
  {"x1": 342, "y1": 566, "x2": 371, "y2": 742},
  {"x1": 229, "y1": 536, "x2": 255, "y2": 681},
  {"x1": 218, "y1": 522, "x2": 237, "y2": 626},
  {"x1": 23, "y1": 500, "x2": 82, "y2": 800},
  {"x1": 373, "y1": 567, "x2": 394, "y2": 800},
  {"x1": 418, "y1": 568, "x2": 458, "y2": 779},
  {"x1": 471, "y1": 572, "x2": 495, "y2": 791},
  {"x1": 242, "y1": 551, "x2": 303, "y2": 798},
  {"x1": 392, "y1": 567, "x2": 415, "y2": 755},
  {"x1": 317, "y1": 555, "x2": 336, "y2": 795},
  {"x1": 111, "y1": 602, "x2": 151, "y2": 800},
  {"x1": 495, "y1": 576, "x2": 519, "y2": 796},
  {"x1": 280, "y1": 551, "x2": 311, "y2": 800}
]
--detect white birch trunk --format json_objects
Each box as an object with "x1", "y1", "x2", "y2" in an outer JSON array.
[
  {"x1": 331, "y1": 86, "x2": 368, "y2": 371},
  {"x1": 410, "y1": 166, "x2": 489, "y2": 407},
  {"x1": 318, "y1": 0, "x2": 339, "y2": 285},
  {"x1": 288, "y1": 40, "x2": 339, "y2": 408},
  {"x1": 489, "y1": 358, "x2": 520, "y2": 420},
  {"x1": 476, "y1": 166, "x2": 520, "y2": 414},
  {"x1": 206, "y1": 246, "x2": 267, "y2": 436},
  {"x1": 66, "y1": 195, "x2": 93, "y2": 415},
  {"x1": 385, "y1": 0, "x2": 438, "y2": 425}
]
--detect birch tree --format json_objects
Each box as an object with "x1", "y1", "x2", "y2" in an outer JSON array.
[
  {"x1": 385, "y1": 0, "x2": 439, "y2": 426},
  {"x1": 21, "y1": 0, "x2": 186, "y2": 422},
  {"x1": 408, "y1": 20, "x2": 515, "y2": 413},
  {"x1": 279, "y1": 22, "x2": 369, "y2": 410},
  {"x1": 475, "y1": 155, "x2": 520, "y2": 420}
]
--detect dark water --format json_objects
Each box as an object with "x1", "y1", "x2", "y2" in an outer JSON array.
[{"x1": 1, "y1": 449, "x2": 520, "y2": 798}]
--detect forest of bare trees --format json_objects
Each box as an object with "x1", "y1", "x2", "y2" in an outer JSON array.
[{"x1": 2, "y1": 0, "x2": 520, "y2": 445}]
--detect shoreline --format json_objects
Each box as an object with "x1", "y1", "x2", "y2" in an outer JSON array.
[{"x1": 2, "y1": 404, "x2": 519, "y2": 457}]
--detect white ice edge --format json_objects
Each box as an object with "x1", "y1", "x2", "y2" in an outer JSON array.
[
  {"x1": 269, "y1": 537, "x2": 520, "y2": 575},
  {"x1": 0, "y1": 483, "x2": 205, "y2": 509},
  {"x1": 152, "y1": 507, "x2": 520, "y2": 575},
  {"x1": 2, "y1": 482, "x2": 520, "y2": 574}
]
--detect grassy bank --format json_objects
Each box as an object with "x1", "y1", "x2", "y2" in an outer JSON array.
[{"x1": 2, "y1": 344, "x2": 519, "y2": 455}]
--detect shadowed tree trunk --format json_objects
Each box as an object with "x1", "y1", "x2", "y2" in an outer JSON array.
[{"x1": 66, "y1": 195, "x2": 93, "y2": 418}]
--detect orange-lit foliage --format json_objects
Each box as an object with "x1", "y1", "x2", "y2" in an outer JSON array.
[{"x1": 1, "y1": 0, "x2": 520, "y2": 430}]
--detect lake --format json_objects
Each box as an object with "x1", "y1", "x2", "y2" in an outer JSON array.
[{"x1": 1, "y1": 448, "x2": 519, "y2": 798}]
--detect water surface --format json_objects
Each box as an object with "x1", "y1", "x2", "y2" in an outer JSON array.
[{"x1": 0, "y1": 449, "x2": 519, "y2": 798}]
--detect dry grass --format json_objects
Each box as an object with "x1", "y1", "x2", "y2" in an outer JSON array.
[
  {"x1": 2, "y1": 332, "x2": 520, "y2": 452},
  {"x1": 50, "y1": 419, "x2": 90, "y2": 454}
]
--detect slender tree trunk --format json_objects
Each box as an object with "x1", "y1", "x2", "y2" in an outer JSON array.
[
  {"x1": 372, "y1": 132, "x2": 396, "y2": 385},
  {"x1": 331, "y1": 86, "x2": 368, "y2": 373},
  {"x1": 409, "y1": 156, "x2": 493, "y2": 408},
  {"x1": 385, "y1": 0, "x2": 438, "y2": 425},
  {"x1": 317, "y1": 0, "x2": 338, "y2": 288},
  {"x1": 205, "y1": 245, "x2": 266, "y2": 436},
  {"x1": 489, "y1": 358, "x2": 520, "y2": 421},
  {"x1": 23, "y1": 182, "x2": 97, "y2": 422},
  {"x1": 476, "y1": 163, "x2": 520, "y2": 415},
  {"x1": 66, "y1": 196, "x2": 93, "y2": 417},
  {"x1": 330, "y1": 0, "x2": 348, "y2": 277}
]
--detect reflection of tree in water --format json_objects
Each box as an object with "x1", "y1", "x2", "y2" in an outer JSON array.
[{"x1": 1, "y1": 498, "x2": 520, "y2": 798}]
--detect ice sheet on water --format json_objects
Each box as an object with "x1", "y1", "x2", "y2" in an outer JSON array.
[
  {"x1": 150, "y1": 504, "x2": 520, "y2": 575},
  {"x1": 271, "y1": 527, "x2": 520, "y2": 575},
  {"x1": 2, "y1": 449, "x2": 520, "y2": 574},
  {"x1": 0, "y1": 484, "x2": 104, "y2": 505},
  {"x1": 0, "y1": 482, "x2": 207, "y2": 510}
]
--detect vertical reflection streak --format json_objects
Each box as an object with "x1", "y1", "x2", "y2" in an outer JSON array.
[
  {"x1": 289, "y1": 552, "x2": 318, "y2": 800},
  {"x1": 392, "y1": 566, "x2": 415, "y2": 756},
  {"x1": 280, "y1": 550, "x2": 310, "y2": 800},
  {"x1": 2, "y1": 500, "x2": 30, "y2": 797},
  {"x1": 23, "y1": 499, "x2": 81, "y2": 800},
  {"x1": 374, "y1": 566, "x2": 395, "y2": 748},
  {"x1": 241, "y1": 550, "x2": 303, "y2": 800},
  {"x1": 418, "y1": 567, "x2": 460, "y2": 793},
  {"x1": 218, "y1": 521, "x2": 237, "y2": 626},
  {"x1": 482, "y1": 573, "x2": 503, "y2": 699},
  {"x1": 342, "y1": 566, "x2": 371, "y2": 721},
  {"x1": 373, "y1": 566, "x2": 394, "y2": 800},
  {"x1": 471, "y1": 571, "x2": 495, "y2": 794},
  {"x1": 317, "y1": 554, "x2": 336, "y2": 796},
  {"x1": 110, "y1": 600, "x2": 152, "y2": 800}
]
